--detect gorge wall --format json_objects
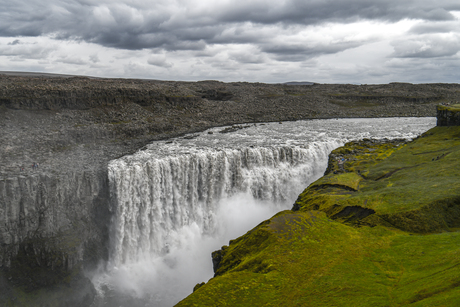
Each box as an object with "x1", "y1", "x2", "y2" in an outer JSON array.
[
  {"x1": 0, "y1": 169, "x2": 109, "y2": 305},
  {"x1": 0, "y1": 73, "x2": 457, "y2": 304}
]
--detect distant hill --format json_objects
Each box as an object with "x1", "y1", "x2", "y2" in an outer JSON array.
[
  {"x1": 0, "y1": 71, "x2": 98, "y2": 78},
  {"x1": 283, "y1": 81, "x2": 316, "y2": 85}
]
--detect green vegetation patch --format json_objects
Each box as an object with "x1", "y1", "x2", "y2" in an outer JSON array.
[
  {"x1": 311, "y1": 172, "x2": 363, "y2": 191},
  {"x1": 177, "y1": 210, "x2": 460, "y2": 306},
  {"x1": 437, "y1": 103, "x2": 460, "y2": 111}
]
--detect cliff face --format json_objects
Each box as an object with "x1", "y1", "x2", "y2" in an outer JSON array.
[
  {"x1": 1, "y1": 82, "x2": 201, "y2": 111},
  {"x1": 0, "y1": 170, "x2": 109, "y2": 304},
  {"x1": 437, "y1": 104, "x2": 460, "y2": 126},
  {"x1": 0, "y1": 74, "x2": 458, "y2": 304},
  {"x1": 0, "y1": 170, "x2": 109, "y2": 268}
]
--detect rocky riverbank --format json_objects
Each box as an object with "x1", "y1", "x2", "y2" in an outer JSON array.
[{"x1": 0, "y1": 73, "x2": 458, "y2": 305}]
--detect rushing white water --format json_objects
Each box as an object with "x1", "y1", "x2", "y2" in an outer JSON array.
[{"x1": 93, "y1": 117, "x2": 436, "y2": 306}]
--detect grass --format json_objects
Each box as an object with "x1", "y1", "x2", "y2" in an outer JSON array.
[{"x1": 177, "y1": 126, "x2": 460, "y2": 307}]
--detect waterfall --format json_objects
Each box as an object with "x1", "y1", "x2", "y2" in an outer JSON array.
[
  {"x1": 94, "y1": 117, "x2": 436, "y2": 306},
  {"x1": 108, "y1": 143, "x2": 339, "y2": 266}
]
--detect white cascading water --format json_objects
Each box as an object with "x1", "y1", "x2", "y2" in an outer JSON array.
[
  {"x1": 109, "y1": 145, "x2": 337, "y2": 265},
  {"x1": 92, "y1": 117, "x2": 436, "y2": 306}
]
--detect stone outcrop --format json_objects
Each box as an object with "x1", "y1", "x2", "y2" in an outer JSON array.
[{"x1": 436, "y1": 104, "x2": 460, "y2": 126}]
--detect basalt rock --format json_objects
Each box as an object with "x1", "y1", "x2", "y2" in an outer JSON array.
[{"x1": 0, "y1": 169, "x2": 109, "y2": 303}]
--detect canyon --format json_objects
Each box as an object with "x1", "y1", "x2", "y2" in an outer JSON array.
[{"x1": 0, "y1": 73, "x2": 457, "y2": 305}]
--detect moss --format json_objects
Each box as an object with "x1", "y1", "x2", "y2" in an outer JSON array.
[
  {"x1": 193, "y1": 282, "x2": 206, "y2": 292},
  {"x1": 437, "y1": 103, "x2": 460, "y2": 111},
  {"x1": 311, "y1": 172, "x2": 363, "y2": 191}
]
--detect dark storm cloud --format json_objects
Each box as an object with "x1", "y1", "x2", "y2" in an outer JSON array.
[
  {"x1": 217, "y1": 0, "x2": 459, "y2": 25},
  {"x1": 8, "y1": 39, "x2": 21, "y2": 45},
  {"x1": 1, "y1": 0, "x2": 460, "y2": 52},
  {"x1": 147, "y1": 56, "x2": 173, "y2": 68},
  {"x1": 409, "y1": 22, "x2": 457, "y2": 34},
  {"x1": 262, "y1": 41, "x2": 364, "y2": 61}
]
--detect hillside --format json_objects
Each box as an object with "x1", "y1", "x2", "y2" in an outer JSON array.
[{"x1": 177, "y1": 113, "x2": 460, "y2": 306}]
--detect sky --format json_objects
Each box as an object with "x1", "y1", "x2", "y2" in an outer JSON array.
[{"x1": 1, "y1": 0, "x2": 460, "y2": 84}]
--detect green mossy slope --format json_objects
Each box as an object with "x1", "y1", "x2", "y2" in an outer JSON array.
[
  {"x1": 177, "y1": 126, "x2": 460, "y2": 307},
  {"x1": 295, "y1": 126, "x2": 460, "y2": 233}
]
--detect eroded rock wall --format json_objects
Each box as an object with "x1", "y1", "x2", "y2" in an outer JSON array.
[{"x1": 0, "y1": 169, "x2": 110, "y2": 289}]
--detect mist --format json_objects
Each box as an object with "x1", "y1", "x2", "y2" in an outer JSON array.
[{"x1": 91, "y1": 192, "x2": 293, "y2": 306}]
